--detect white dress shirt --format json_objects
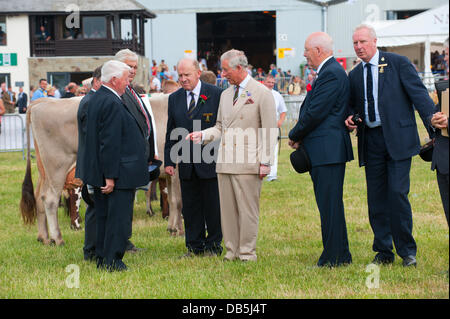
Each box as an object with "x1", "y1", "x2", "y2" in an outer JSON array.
[{"x1": 235, "y1": 74, "x2": 251, "y2": 97}]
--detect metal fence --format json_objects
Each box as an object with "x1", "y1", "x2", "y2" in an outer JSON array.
[
  {"x1": 281, "y1": 94, "x2": 305, "y2": 139},
  {"x1": 0, "y1": 113, "x2": 32, "y2": 159},
  {"x1": 418, "y1": 73, "x2": 447, "y2": 92}
]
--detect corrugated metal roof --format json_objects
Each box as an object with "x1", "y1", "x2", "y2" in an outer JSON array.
[{"x1": 0, "y1": 0, "x2": 155, "y2": 17}]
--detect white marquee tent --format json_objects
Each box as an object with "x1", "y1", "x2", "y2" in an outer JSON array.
[{"x1": 371, "y1": 4, "x2": 449, "y2": 78}]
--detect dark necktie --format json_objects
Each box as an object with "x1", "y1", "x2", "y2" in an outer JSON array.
[
  {"x1": 365, "y1": 63, "x2": 376, "y2": 122},
  {"x1": 187, "y1": 92, "x2": 196, "y2": 118},
  {"x1": 233, "y1": 85, "x2": 239, "y2": 105}
]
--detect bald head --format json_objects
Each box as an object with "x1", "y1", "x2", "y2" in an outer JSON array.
[
  {"x1": 306, "y1": 32, "x2": 333, "y2": 54},
  {"x1": 177, "y1": 58, "x2": 200, "y2": 71},
  {"x1": 177, "y1": 58, "x2": 201, "y2": 91},
  {"x1": 304, "y1": 32, "x2": 334, "y2": 69}
]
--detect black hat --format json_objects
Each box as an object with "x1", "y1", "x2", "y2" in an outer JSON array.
[
  {"x1": 419, "y1": 140, "x2": 434, "y2": 162},
  {"x1": 81, "y1": 184, "x2": 95, "y2": 207},
  {"x1": 149, "y1": 159, "x2": 163, "y2": 181},
  {"x1": 290, "y1": 145, "x2": 311, "y2": 174}
]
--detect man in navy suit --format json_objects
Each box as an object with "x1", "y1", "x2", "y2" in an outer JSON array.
[
  {"x1": 83, "y1": 60, "x2": 151, "y2": 271},
  {"x1": 164, "y1": 58, "x2": 223, "y2": 257},
  {"x1": 345, "y1": 24, "x2": 436, "y2": 267},
  {"x1": 17, "y1": 87, "x2": 28, "y2": 114},
  {"x1": 75, "y1": 66, "x2": 102, "y2": 261},
  {"x1": 289, "y1": 32, "x2": 353, "y2": 267}
]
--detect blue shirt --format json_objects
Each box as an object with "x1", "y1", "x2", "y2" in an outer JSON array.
[
  {"x1": 362, "y1": 50, "x2": 381, "y2": 128},
  {"x1": 31, "y1": 88, "x2": 47, "y2": 101}
]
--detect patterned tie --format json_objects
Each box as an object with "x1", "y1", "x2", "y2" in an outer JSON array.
[
  {"x1": 365, "y1": 63, "x2": 376, "y2": 122},
  {"x1": 187, "y1": 92, "x2": 196, "y2": 119},
  {"x1": 233, "y1": 85, "x2": 239, "y2": 105},
  {"x1": 129, "y1": 86, "x2": 150, "y2": 137}
]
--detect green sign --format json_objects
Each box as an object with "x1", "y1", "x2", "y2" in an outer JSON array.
[{"x1": 0, "y1": 53, "x2": 18, "y2": 66}]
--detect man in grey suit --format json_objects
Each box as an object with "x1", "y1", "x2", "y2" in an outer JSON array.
[
  {"x1": 188, "y1": 49, "x2": 278, "y2": 262},
  {"x1": 115, "y1": 49, "x2": 157, "y2": 252}
]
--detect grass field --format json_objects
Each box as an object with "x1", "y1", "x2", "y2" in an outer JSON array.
[{"x1": 0, "y1": 121, "x2": 448, "y2": 299}]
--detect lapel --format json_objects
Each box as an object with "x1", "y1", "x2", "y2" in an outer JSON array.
[
  {"x1": 123, "y1": 87, "x2": 139, "y2": 117},
  {"x1": 378, "y1": 51, "x2": 386, "y2": 98},
  {"x1": 122, "y1": 87, "x2": 147, "y2": 137},
  {"x1": 300, "y1": 58, "x2": 334, "y2": 118}
]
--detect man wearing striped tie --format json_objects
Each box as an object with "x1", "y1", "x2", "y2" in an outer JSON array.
[
  {"x1": 115, "y1": 49, "x2": 157, "y2": 253},
  {"x1": 164, "y1": 58, "x2": 224, "y2": 258}
]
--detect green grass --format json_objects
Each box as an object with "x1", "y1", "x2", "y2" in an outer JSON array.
[{"x1": 0, "y1": 116, "x2": 448, "y2": 299}]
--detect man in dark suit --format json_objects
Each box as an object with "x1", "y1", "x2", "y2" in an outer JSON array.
[
  {"x1": 83, "y1": 60, "x2": 150, "y2": 272},
  {"x1": 17, "y1": 87, "x2": 28, "y2": 114},
  {"x1": 164, "y1": 58, "x2": 223, "y2": 257},
  {"x1": 345, "y1": 24, "x2": 436, "y2": 267},
  {"x1": 62, "y1": 83, "x2": 77, "y2": 98},
  {"x1": 431, "y1": 37, "x2": 449, "y2": 226},
  {"x1": 115, "y1": 49, "x2": 157, "y2": 252},
  {"x1": 289, "y1": 32, "x2": 353, "y2": 267},
  {"x1": 75, "y1": 66, "x2": 102, "y2": 261}
]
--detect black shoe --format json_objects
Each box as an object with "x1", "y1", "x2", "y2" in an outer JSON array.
[
  {"x1": 107, "y1": 260, "x2": 128, "y2": 272},
  {"x1": 372, "y1": 253, "x2": 395, "y2": 265},
  {"x1": 402, "y1": 255, "x2": 417, "y2": 267}
]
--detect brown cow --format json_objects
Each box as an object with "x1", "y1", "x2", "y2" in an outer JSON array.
[
  {"x1": 143, "y1": 93, "x2": 184, "y2": 236},
  {"x1": 20, "y1": 97, "x2": 82, "y2": 245}
]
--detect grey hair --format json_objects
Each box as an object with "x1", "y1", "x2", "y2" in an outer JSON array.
[
  {"x1": 354, "y1": 24, "x2": 377, "y2": 39},
  {"x1": 101, "y1": 60, "x2": 130, "y2": 83},
  {"x1": 221, "y1": 49, "x2": 248, "y2": 69},
  {"x1": 114, "y1": 49, "x2": 138, "y2": 62}
]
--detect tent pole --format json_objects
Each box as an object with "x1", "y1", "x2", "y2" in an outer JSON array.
[{"x1": 424, "y1": 35, "x2": 433, "y2": 90}]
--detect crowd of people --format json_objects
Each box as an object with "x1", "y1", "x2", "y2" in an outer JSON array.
[
  {"x1": 1, "y1": 25, "x2": 448, "y2": 273},
  {"x1": 148, "y1": 56, "x2": 317, "y2": 96}
]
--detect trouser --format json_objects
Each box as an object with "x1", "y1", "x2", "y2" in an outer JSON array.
[
  {"x1": 83, "y1": 204, "x2": 96, "y2": 260},
  {"x1": 364, "y1": 126, "x2": 416, "y2": 259},
  {"x1": 267, "y1": 141, "x2": 279, "y2": 180},
  {"x1": 310, "y1": 163, "x2": 352, "y2": 266},
  {"x1": 436, "y1": 170, "x2": 449, "y2": 226},
  {"x1": 217, "y1": 173, "x2": 262, "y2": 261},
  {"x1": 94, "y1": 188, "x2": 134, "y2": 267},
  {"x1": 180, "y1": 169, "x2": 222, "y2": 254}
]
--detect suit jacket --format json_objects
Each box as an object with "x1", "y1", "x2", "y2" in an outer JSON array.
[
  {"x1": 432, "y1": 79, "x2": 449, "y2": 175},
  {"x1": 62, "y1": 91, "x2": 76, "y2": 99},
  {"x1": 289, "y1": 57, "x2": 353, "y2": 167},
  {"x1": 17, "y1": 92, "x2": 28, "y2": 113},
  {"x1": 122, "y1": 86, "x2": 156, "y2": 162},
  {"x1": 75, "y1": 89, "x2": 96, "y2": 182},
  {"x1": 83, "y1": 86, "x2": 149, "y2": 189},
  {"x1": 1, "y1": 91, "x2": 15, "y2": 113},
  {"x1": 164, "y1": 81, "x2": 222, "y2": 180},
  {"x1": 202, "y1": 77, "x2": 278, "y2": 174},
  {"x1": 348, "y1": 51, "x2": 435, "y2": 166}
]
